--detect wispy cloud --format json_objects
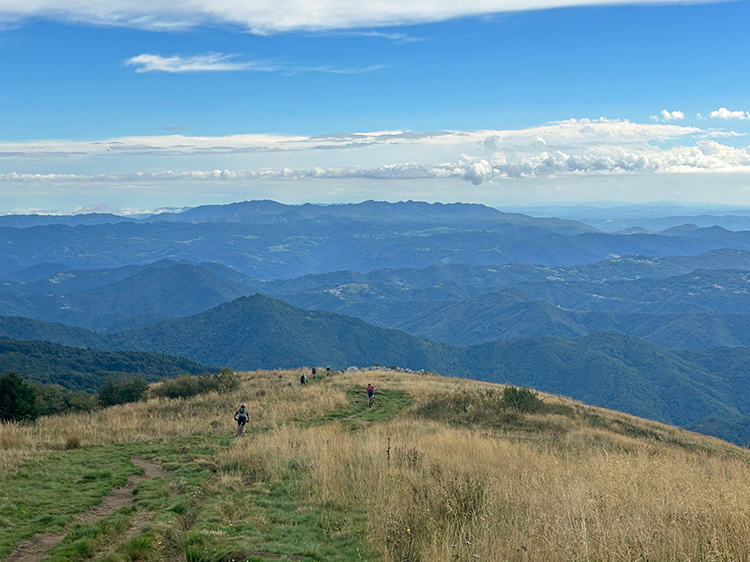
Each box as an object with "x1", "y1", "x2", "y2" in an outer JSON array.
[
  {"x1": 0, "y1": 119, "x2": 703, "y2": 159},
  {"x1": 125, "y1": 53, "x2": 276, "y2": 73},
  {"x1": 0, "y1": 0, "x2": 733, "y2": 34},
  {"x1": 709, "y1": 107, "x2": 750, "y2": 121},
  {"x1": 124, "y1": 52, "x2": 389, "y2": 74},
  {"x1": 334, "y1": 30, "x2": 425, "y2": 43}
]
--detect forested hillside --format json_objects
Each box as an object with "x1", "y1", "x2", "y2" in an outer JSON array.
[{"x1": 0, "y1": 337, "x2": 216, "y2": 391}]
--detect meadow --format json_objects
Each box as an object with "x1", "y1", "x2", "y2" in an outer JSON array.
[{"x1": 2, "y1": 368, "x2": 750, "y2": 561}]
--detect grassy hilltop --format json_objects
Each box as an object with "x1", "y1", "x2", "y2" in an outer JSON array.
[{"x1": 2, "y1": 368, "x2": 750, "y2": 561}]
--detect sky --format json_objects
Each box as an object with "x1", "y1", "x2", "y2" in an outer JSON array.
[{"x1": 2, "y1": 0, "x2": 750, "y2": 214}]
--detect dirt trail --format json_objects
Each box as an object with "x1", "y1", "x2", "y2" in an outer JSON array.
[{"x1": 5, "y1": 455, "x2": 167, "y2": 562}]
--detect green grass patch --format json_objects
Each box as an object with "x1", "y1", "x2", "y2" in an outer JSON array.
[
  {"x1": 308, "y1": 387, "x2": 411, "y2": 429},
  {"x1": 0, "y1": 444, "x2": 145, "y2": 558},
  {"x1": 44, "y1": 506, "x2": 136, "y2": 562},
  {"x1": 178, "y1": 464, "x2": 377, "y2": 562},
  {"x1": 0, "y1": 434, "x2": 229, "y2": 561}
]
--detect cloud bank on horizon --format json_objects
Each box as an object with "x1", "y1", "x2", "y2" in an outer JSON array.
[
  {"x1": 3, "y1": 117, "x2": 750, "y2": 187},
  {"x1": 0, "y1": 0, "x2": 731, "y2": 33}
]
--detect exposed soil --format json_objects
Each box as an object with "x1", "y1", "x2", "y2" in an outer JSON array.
[{"x1": 5, "y1": 455, "x2": 167, "y2": 562}]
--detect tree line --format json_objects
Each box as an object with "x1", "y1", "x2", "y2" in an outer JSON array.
[{"x1": 0, "y1": 367, "x2": 238, "y2": 422}]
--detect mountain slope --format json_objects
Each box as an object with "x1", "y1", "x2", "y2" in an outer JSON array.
[
  {"x1": 0, "y1": 264, "x2": 254, "y2": 329},
  {"x1": 283, "y1": 289, "x2": 750, "y2": 348},
  {"x1": 0, "y1": 337, "x2": 216, "y2": 392},
  {"x1": 462, "y1": 332, "x2": 739, "y2": 426},
  {"x1": 109, "y1": 294, "x2": 461, "y2": 374},
  {"x1": 0, "y1": 316, "x2": 107, "y2": 348}
]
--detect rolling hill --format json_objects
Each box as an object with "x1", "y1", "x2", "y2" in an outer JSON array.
[
  {"x1": 107, "y1": 294, "x2": 461, "y2": 375},
  {"x1": 0, "y1": 337, "x2": 216, "y2": 392},
  {"x1": 0, "y1": 263, "x2": 254, "y2": 329}
]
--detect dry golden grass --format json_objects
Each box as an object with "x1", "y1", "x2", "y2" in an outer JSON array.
[
  {"x1": 0, "y1": 369, "x2": 347, "y2": 475},
  {"x1": 4, "y1": 367, "x2": 750, "y2": 561},
  {"x1": 215, "y1": 369, "x2": 750, "y2": 562},
  {"x1": 219, "y1": 417, "x2": 750, "y2": 561}
]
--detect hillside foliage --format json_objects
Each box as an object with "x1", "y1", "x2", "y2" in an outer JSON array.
[
  {"x1": 0, "y1": 337, "x2": 217, "y2": 392},
  {"x1": 0, "y1": 372, "x2": 38, "y2": 422}
]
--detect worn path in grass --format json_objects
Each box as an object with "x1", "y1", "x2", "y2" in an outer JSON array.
[
  {"x1": 307, "y1": 387, "x2": 411, "y2": 428},
  {"x1": 2, "y1": 374, "x2": 412, "y2": 562},
  {"x1": 5, "y1": 456, "x2": 166, "y2": 562},
  {"x1": 178, "y1": 382, "x2": 413, "y2": 562}
]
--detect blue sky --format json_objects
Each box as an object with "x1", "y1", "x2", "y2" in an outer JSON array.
[{"x1": 2, "y1": 0, "x2": 750, "y2": 213}]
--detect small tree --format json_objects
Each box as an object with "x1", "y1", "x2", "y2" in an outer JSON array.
[
  {"x1": 502, "y1": 386, "x2": 543, "y2": 413},
  {"x1": 215, "y1": 367, "x2": 239, "y2": 392},
  {"x1": 98, "y1": 376, "x2": 148, "y2": 407},
  {"x1": 0, "y1": 372, "x2": 39, "y2": 422}
]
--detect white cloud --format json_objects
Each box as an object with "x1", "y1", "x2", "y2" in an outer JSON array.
[
  {"x1": 4, "y1": 140, "x2": 750, "y2": 186},
  {"x1": 124, "y1": 53, "x2": 389, "y2": 74},
  {"x1": 660, "y1": 109, "x2": 684, "y2": 121},
  {"x1": 0, "y1": 0, "x2": 732, "y2": 34},
  {"x1": 125, "y1": 53, "x2": 273, "y2": 73},
  {"x1": 709, "y1": 107, "x2": 750, "y2": 120},
  {"x1": 3, "y1": 120, "x2": 750, "y2": 191},
  {"x1": 0, "y1": 119, "x2": 701, "y2": 159}
]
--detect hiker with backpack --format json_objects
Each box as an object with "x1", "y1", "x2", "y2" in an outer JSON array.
[
  {"x1": 367, "y1": 383, "x2": 375, "y2": 408},
  {"x1": 300, "y1": 374, "x2": 307, "y2": 385},
  {"x1": 234, "y1": 404, "x2": 249, "y2": 437}
]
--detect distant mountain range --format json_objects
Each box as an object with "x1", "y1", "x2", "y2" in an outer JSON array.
[
  {"x1": 5, "y1": 199, "x2": 750, "y2": 445},
  {"x1": 7, "y1": 200, "x2": 750, "y2": 279},
  {"x1": 505, "y1": 203, "x2": 750, "y2": 232}
]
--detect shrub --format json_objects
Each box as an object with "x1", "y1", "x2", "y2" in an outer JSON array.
[
  {"x1": 149, "y1": 369, "x2": 238, "y2": 400},
  {"x1": 98, "y1": 376, "x2": 148, "y2": 407},
  {"x1": 65, "y1": 391, "x2": 99, "y2": 413},
  {"x1": 215, "y1": 367, "x2": 239, "y2": 392},
  {"x1": 34, "y1": 383, "x2": 99, "y2": 416},
  {"x1": 502, "y1": 386, "x2": 543, "y2": 413},
  {"x1": 415, "y1": 386, "x2": 546, "y2": 427},
  {"x1": 0, "y1": 372, "x2": 39, "y2": 422}
]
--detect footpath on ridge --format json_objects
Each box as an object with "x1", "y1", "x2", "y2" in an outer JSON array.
[{"x1": 1, "y1": 369, "x2": 412, "y2": 562}]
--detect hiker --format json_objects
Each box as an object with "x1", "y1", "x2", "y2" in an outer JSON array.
[
  {"x1": 234, "y1": 404, "x2": 249, "y2": 437},
  {"x1": 367, "y1": 383, "x2": 375, "y2": 408},
  {"x1": 326, "y1": 365, "x2": 331, "y2": 375},
  {"x1": 312, "y1": 367, "x2": 317, "y2": 381},
  {"x1": 300, "y1": 374, "x2": 307, "y2": 385}
]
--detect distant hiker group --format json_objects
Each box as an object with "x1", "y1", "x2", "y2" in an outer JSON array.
[{"x1": 300, "y1": 365, "x2": 331, "y2": 386}]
